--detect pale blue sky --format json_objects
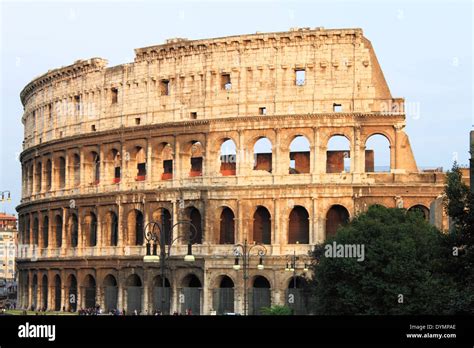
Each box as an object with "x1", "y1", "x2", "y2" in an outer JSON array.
[{"x1": 0, "y1": 0, "x2": 472, "y2": 215}]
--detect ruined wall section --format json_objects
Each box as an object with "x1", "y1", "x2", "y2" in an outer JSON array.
[{"x1": 21, "y1": 28, "x2": 402, "y2": 151}]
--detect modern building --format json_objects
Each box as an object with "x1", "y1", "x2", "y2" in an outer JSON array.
[
  {"x1": 16, "y1": 28, "x2": 447, "y2": 314},
  {"x1": 0, "y1": 213, "x2": 17, "y2": 282},
  {"x1": 0, "y1": 213, "x2": 17, "y2": 308}
]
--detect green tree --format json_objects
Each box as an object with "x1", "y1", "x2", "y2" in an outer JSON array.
[
  {"x1": 442, "y1": 162, "x2": 474, "y2": 314},
  {"x1": 260, "y1": 305, "x2": 292, "y2": 315},
  {"x1": 307, "y1": 205, "x2": 459, "y2": 315}
]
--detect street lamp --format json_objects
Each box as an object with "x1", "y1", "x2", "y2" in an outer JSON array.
[
  {"x1": 143, "y1": 210, "x2": 198, "y2": 314},
  {"x1": 285, "y1": 250, "x2": 309, "y2": 288},
  {"x1": 0, "y1": 191, "x2": 11, "y2": 203},
  {"x1": 232, "y1": 239, "x2": 267, "y2": 316}
]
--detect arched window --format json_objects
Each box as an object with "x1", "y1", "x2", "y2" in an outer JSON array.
[
  {"x1": 180, "y1": 274, "x2": 202, "y2": 315},
  {"x1": 25, "y1": 216, "x2": 31, "y2": 245},
  {"x1": 135, "y1": 147, "x2": 146, "y2": 181},
  {"x1": 214, "y1": 275, "x2": 234, "y2": 315},
  {"x1": 103, "y1": 274, "x2": 118, "y2": 313},
  {"x1": 288, "y1": 206, "x2": 309, "y2": 244},
  {"x1": 251, "y1": 276, "x2": 271, "y2": 315},
  {"x1": 35, "y1": 162, "x2": 42, "y2": 192},
  {"x1": 220, "y1": 139, "x2": 237, "y2": 176},
  {"x1": 152, "y1": 208, "x2": 172, "y2": 245},
  {"x1": 83, "y1": 275, "x2": 96, "y2": 309},
  {"x1": 325, "y1": 205, "x2": 350, "y2": 238},
  {"x1": 84, "y1": 213, "x2": 97, "y2": 247},
  {"x1": 33, "y1": 217, "x2": 39, "y2": 245},
  {"x1": 408, "y1": 205, "x2": 430, "y2": 221},
  {"x1": 127, "y1": 210, "x2": 144, "y2": 246},
  {"x1": 32, "y1": 275, "x2": 38, "y2": 310},
  {"x1": 289, "y1": 136, "x2": 310, "y2": 174},
  {"x1": 190, "y1": 142, "x2": 203, "y2": 177},
  {"x1": 112, "y1": 150, "x2": 121, "y2": 183},
  {"x1": 69, "y1": 214, "x2": 79, "y2": 247},
  {"x1": 365, "y1": 134, "x2": 391, "y2": 172},
  {"x1": 160, "y1": 143, "x2": 174, "y2": 180},
  {"x1": 41, "y1": 274, "x2": 48, "y2": 310},
  {"x1": 153, "y1": 275, "x2": 171, "y2": 314},
  {"x1": 327, "y1": 135, "x2": 350, "y2": 173},
  {"x1": 59, "y1": 157, "x2": 66, "y2": 188},
  {"x1": 93, "y1": 153, "x2": 100, "y2": 184},
  {"x1": 253, "y1": 138, "x2": 272, "y2": 173},
  {"x1": 188, "y1": 207, "x2": 202, "y2": 244},
  {"x1": 55, "y1": 215, "x2": 62, "y2": 247},
  {"x1": 73, "y1": 154, "x2": 80, "y2": 187},
  {"x1": 253, "y1": 206, "x2": 271, "y2": 244},
  {"x1": 219, "y1": 208, "x2": 235, "y2": 244},
  {"x1": 54, "y1": 275, "x2": 61, "y2": 311},
  {"x1": 126, "y1": 274, "x2": 142, "y2": 313},
  {"x1": 45, "y1": 159, "x2": 52, "y2": 190},
  {"x1": 66, "y1": 274, "x2": 77, "y2": 312},
  {"x1": 107, "y1": 212, "x2": 119, "y2": 246},
  {"x1": 42, "y1": 215, "x2": 49, "y2": 248}
]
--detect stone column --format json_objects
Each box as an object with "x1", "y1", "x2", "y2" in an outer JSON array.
[
  {"x1": 61, "y1": 208, "x2": 68, "y2": 254},
  {"x1": 146, "y1": 139, "x2": 152, "y2": 184},
  {"x1": 99, "y1": 144, "x2": 105, "y2": 188},
  {"x1": 173, "y1": 136, "x2": 181, "y2": 183},
  {"x1": 79, "y1": 147, "x2": 85, "y2": 188},
  {"x1": 117, "y1": 197, "x2": 124, "y2": 248},
  {"x1": 236, "y1": 200, "x2": 243, "y2": 243},
  {"x1": 273, "y1": 199, "x2": 281, "y2": 249},
  {"x1": 353, "y1": 126, "x2": 362, "y2": 174}
]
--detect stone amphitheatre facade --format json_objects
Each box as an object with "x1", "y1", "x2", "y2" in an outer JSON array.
[{"x1": 16, "y1": 28, "x2": 446, "y2": 315}]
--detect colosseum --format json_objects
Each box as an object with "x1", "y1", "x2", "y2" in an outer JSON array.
[{"x1": 16, "y1": 27, "x2": 447, "y2": 315}]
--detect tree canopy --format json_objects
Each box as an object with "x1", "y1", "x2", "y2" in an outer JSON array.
[{"x1": 307, "y1": 205, "x2": 466, "y2": 315}]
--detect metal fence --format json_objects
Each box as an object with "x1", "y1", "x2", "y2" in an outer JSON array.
[
  {"x1": 104, "y1": 286, "x2": 118, "y2": 312},
  {"x1": 249, "y1": 288, "x2": 271, "y2": 315},
  {"x1": 180, "y1": 287, "x2": 201, "y2": 315},
  {"x1": 127, "y1": 286, "x2": 143, "y2": 314},
  {"x1": 152, "y1": 287, "x2": 171, "y2": 314},
  {"x1": 212, "y1": 288, "x2": 234, "y2": 314},
  {"x1": 285, "y1": 288, "x2": 309, "y2": 315}
]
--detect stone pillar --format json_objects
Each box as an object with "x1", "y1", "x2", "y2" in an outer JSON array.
[
  {"x1": 61, "y1": 208, "x2": 68, "y2": 254},
  {"x1": 173, "y1": 136, "x2": 181, "y2": 182},
  {"x1": 142, "y1": 270, "x2": 149, "y2": 314},
  {"x1": 353, "y1": 126, "x2": 362, "y2": 173},
  {"x1": 64, "y1": 151, "x2": 70, "y2": 190},
  {"x1": 274, "y1": 129, "x2": 282, "y2": 175},
  {"x1": 117, "y1": 285, "x2": 124, "y2": 312},
  {"x1": 120, "y1": 142, "x2": 127, "y2": 185},
  {"x1": 27, "y1": 271, "x2": 33, "y2": 310},
  {"x1": 99, "y1": 144, "x2": 105, "y2": 188},
  {"x1": 273, "y1": 199, "x2": 280, "y2": 249},
  {"x1": 236, "y1": 200, "x2": 243, "y2": 243},
  {"x1": 79, "y1": 147, "x2": 85, "y2": 188},
  {"x1": 117, "y1": 197, "x2": 124, "y2": 248},
  {"x1": 236, "y1": 130, "x2": 244, "y2": 179},
  {"x1": 146, "y1": 139, "x2": 152, "y2": 184},
  {"x1": 311, "y1": 197, "x2": 319, "y2": 244},
  {"x1": 50, "y1": 156, "x2": 56, "y2": 192}
]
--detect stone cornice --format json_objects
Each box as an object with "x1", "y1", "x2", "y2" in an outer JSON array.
[
  {"x1": 20, "y1": 58, "x2": 108, "y2": 107},
  {"x1": 19, "y1": 112, "x2": 405, "y2": 161},
  {"x1": 134, "y1": 28, "x2": 364, "y2": 62}
]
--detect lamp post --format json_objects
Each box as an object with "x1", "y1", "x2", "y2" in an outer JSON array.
[
  {"x1": 0, "y1": 191, "x2": 11, "y2": 203},
  {"x1": 232, "y1": 239, "x2": 267, "y2": 316},
  {"x1": 0, "y1": 191, "x2": 11, "y2": 213},
  {"x1": 285, "y1": 250, "x2": 309, "y2": 314},
  {"x1": 285, "y1": 250, "x2": 309, "y2": 288},
  {"x1": 143, "y1": 210, "x2": 198, "y2": 314}
]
